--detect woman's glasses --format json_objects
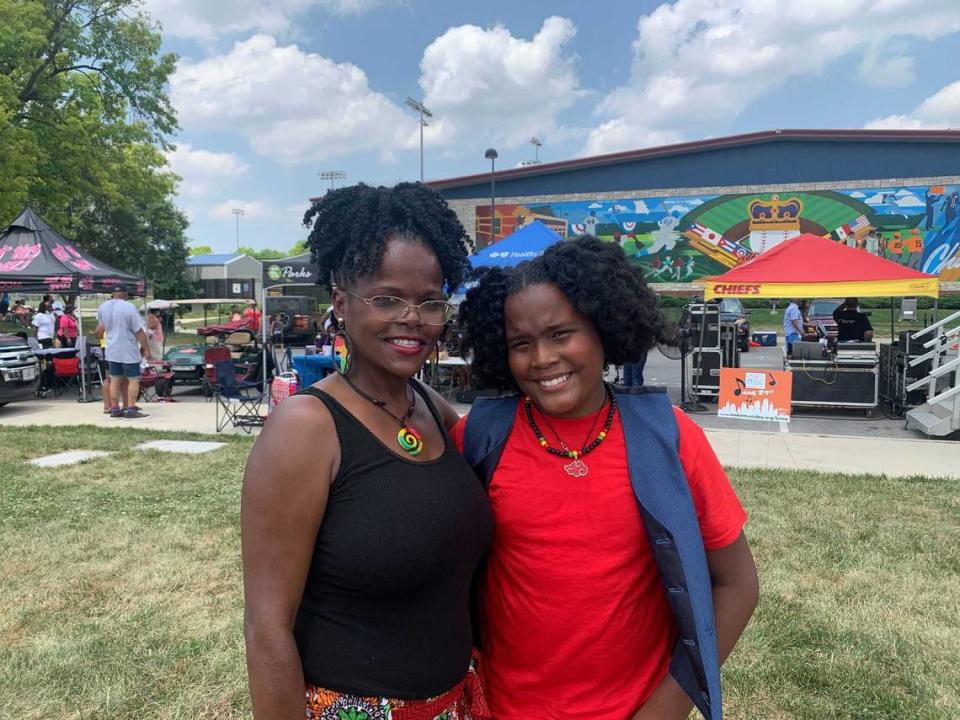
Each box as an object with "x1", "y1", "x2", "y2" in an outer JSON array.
[{"x1": 342, "y1": 289, "x2": 454, "y2": 326}]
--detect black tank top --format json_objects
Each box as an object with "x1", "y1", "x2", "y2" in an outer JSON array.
[{"x1": 293, "y1": 382, "x2": 492, "y2": 699}]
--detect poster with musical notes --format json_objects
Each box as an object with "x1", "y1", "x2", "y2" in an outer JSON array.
[{"x1": 718, "y1": 369, "x2": 793, "y2": 422}]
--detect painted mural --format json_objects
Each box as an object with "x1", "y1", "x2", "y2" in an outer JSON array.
[{"x1": 475, "y1": 184, "x2": 960, "y2": 282}]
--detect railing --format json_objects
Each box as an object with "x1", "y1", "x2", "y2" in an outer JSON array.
[{"x1": 906, "y1": 309, "x2": 960, "y2": 432}]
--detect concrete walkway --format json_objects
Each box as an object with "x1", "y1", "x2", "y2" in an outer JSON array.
[{"x1": 1, "y1": 396, "x2": 957, "y2": 479}]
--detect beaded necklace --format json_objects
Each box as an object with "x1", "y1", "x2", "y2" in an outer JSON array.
[{"x1": 524, "y1": 383, "x2": 616, "y2": 477}]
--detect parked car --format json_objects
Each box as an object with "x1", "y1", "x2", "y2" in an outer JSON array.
[
  {"x1": 716, "y1": 298, "x2": 751, "y2": 352},
  {"x1": 807, "y1": 298, "x2": 843, "y2": 338},
  {"x1": 0, "y1": 334, "x2": 40, "y2": 406},
  {"x1": 265, "y1": 295, "x2": 325, "y2": 344}
]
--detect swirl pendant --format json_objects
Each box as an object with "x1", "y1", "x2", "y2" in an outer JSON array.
[{"x1": 397, "y1": 425, "x2": 424, "y2": 456}]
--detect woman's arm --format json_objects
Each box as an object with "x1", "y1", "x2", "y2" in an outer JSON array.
[
  {"x1": 241, "y1": 396, "x2": 340, "y2": 719},
  {"x1": 631, "y1": 532, "x2": 759, "y2": 720}
]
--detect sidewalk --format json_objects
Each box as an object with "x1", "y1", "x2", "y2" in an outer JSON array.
[{"x1": 2, "y1": 397, "x2": 956, "y2": 479}]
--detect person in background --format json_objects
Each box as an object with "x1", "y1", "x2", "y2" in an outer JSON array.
[
  {"x1": 145, "y1": 310, "x2": 165, "y2": 359},
  {"x1": 54, "y1": 302, "x2": 79, "y2": 348},
  {"x1": 0, "y1": 292, "x2": 9, "y2": 319},
  {"x1": 833, "y1": 298, "x2": 874, "y2": 343},
  {"x1": 13, "y1": 299, "x2": 31, "y2": 326},
  {"x1": 96, "y1": 284, "x2": 151, "y2": 419},
  {"x1": 230, "y1": 304, "x2": 243, "y2": 322},
  {"x1": 783, "y1": 298, "x2": 804, "y2": 353},
  {"x1": 31, "y1": 299, "x2": 56, "y2": 349},
  {"x1": 243, "y1": 300, "x2": 262, "y2": 328}
]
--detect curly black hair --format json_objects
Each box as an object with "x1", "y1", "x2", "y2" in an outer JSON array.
[
  {"x1": 459, "y1": 235, "x2": 665, "y2": 392},
  {"x1": 302, "y1": 182, "x2": 473, "y2": 292}
]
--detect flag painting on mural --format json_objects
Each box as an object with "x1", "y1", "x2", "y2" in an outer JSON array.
[{"x1": 474, "y1": 185, "x2": 960, "y2": 282}]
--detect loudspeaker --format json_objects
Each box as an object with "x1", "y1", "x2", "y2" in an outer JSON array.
[
  {"x1": 689, "y1": 304, "x2": 721, "y2": 348},
  {"x1": 691, "y1": 349, "x2": 722, "y2": 390}
]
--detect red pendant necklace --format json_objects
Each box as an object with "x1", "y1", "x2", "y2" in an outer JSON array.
[{"x1": 524, "y1": 383, "x2": 616, "y2": 477}]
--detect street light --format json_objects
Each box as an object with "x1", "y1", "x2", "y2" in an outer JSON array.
[
  {"x1": 231, "y1": 207, "x2": 245, "y2": 252},
  {"x1": 484, "y1": 148, "x2": 498, "y2": 246},
  {"x1": 530, "y1": 136, "x2": 542, "y2": 164},
  {"x1": 318, "y1": 169, "x2": 347, "y2": 192},
  {"x1": 405, "y1": 97, "x2": 433, "y2": 183}
]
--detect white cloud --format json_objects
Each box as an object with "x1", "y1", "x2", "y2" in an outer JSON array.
[
  {"x1": 170, "y1": 35, "x2": 415, "y2": 165},
  {"x1": 586, "y1": 0, "x2": 960, "y2": 155},
  {"x1": 209, "y1": 199, "x2": 274, "y2": 221},
  {"x1": 418, "y1": 17, "x2": 584, "y2": 152},
  {"x1": 865, "y1": 79, "x2": 960, "y2": 129},
  {"x1": 896, "y1": 195, "x2": 925, "y2": 208},
  {"x1": 165, "y1": 144, "x2": 250, "y2": 199},
  {"x1": 142, "y1": 0, "x2": 394, "y2": 41},
  {"x1": 857, "y1": 41, "x2": 915, "y2": 88}
]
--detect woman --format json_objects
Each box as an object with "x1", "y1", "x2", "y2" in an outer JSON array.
[
  {"x1": 31, "y1": 300, "x2": 56, "y2": 349},
  {"x1": 54, "y1": 303, "x2": 79, "y2": 348},
  {"x1": 241, "y1": 183, "x2": 491, "y2": 720},
  {"x1": 453, "y1": 237, "x2": 759, "y2": 720},
  {"x1": 144, "y1": 310, "x2": 164, "y2": 359},
  {"x1": 230, "y1": 304, "x2": 243, "y2": 322}
]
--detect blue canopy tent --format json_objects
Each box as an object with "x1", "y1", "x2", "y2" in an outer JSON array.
[
  {"x1": 453, "y1": 221, "x2": 563, "y2": 299},
  {"x1": 469, "y1": 220, "x2": 562, "y2": 268}
]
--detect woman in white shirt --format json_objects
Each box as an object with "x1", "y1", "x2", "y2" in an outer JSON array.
[{"x1": 31, "y1": 300, "x2": 56, "y2": 349}]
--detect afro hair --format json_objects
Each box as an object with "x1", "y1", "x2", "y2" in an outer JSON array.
[
  {"x1": 302, "y1": 182, "x2": 473, "y2": 293},
  {"x1": 459, "y1": 235, "x2": 665, "y2": 393}
]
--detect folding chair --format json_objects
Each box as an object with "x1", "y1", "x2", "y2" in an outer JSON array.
[
  {"x1": 213, "y1": 359, "x2": 265, "y2": 433},
  {"x1": 203, "y1": 346, "x2": 232, "y2": 400},
  {"x1": 138, "y1": 362, "x2": 175, "y2": 403},
  {"x1": 51, "y1": 356, "x2": 82, "y2": 396}
]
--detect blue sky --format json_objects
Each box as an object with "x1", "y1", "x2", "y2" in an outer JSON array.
[{"x1": 145, "y1": 0, "x2": 960, "y2": 254}]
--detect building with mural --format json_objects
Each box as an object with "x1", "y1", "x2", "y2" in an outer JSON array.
[{"x1": 429, "y1": 129, "x2": 960, "y2": 290}]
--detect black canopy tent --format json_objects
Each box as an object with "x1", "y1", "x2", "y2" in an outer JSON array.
[
  {"x1": 0, "y1": 208, "x2": 146, "y2": 401},
  {"x1": 0, "y1": 208, "x2": 145, "y2": 295}
]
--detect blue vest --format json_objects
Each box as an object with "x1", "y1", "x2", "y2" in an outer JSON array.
[{"x1": 463, "y1": 387, "x2": 722, "y2": 720}]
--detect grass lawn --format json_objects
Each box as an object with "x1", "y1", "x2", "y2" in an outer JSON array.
[{"x1": 1, "y1": 426, "x2": 958, "y2": 719}]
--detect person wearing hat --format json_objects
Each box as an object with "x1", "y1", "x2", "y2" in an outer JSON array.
[
  {"x1": 96, "y1": 284, "x2": 151, "y2": 418},
  {"x1": 31, "y1": 299, "x2": 56, "y2": 349}
]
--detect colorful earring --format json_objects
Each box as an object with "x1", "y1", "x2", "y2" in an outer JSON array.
[{"x1": 332, "y1": 330, "x2": 352, "y2": 376}]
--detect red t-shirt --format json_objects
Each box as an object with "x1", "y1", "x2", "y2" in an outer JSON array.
[{"x1": 451, "y1": 402, "x2": 747, "y2": 720}]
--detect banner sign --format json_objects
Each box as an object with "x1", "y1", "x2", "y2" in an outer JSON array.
[
  {"x1": 263, "y1": 254, "x2": 319, "y2": 287},
  {"x1": 718, "y1": 368, "x2": 793, "y2": 422}
]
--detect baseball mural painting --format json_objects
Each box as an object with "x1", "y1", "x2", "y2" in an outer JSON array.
[{"x1": 475, "y1": 184, "x2": 960, "y2": 283}]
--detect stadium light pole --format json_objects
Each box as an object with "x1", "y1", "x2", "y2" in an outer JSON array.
[
  {"x1": 530, "y1": 136, "x2": 542, "y2": 163},
  {"x1": 405, "y1": 97, "x2": 433, "y2": 182},
  {"x1": 231, "y1": 207, "x2": 245, "y2": 252},
  {"x1": 484, "y1": 148, "x2": 498, "y2": 247},
  {"x1": 318, "y1": 169, "x2": 347, "y2": 192}
]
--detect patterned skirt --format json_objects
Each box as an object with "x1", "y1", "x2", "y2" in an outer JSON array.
[{"x1": 305, "y1": 653, "x2": 489, "y2": 720}]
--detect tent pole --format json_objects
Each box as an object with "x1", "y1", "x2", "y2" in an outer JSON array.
[
  {"x1": 262, "y1": 285, "x2": 268, "y2": 400},
  {"x1": 78, "y1": 294, "x2": 87, "y2": 402},
  {"x1": 889, "y1": 297, "x2": 894, "y2": 342}
]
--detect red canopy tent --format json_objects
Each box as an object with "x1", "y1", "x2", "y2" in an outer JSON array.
[{"x1": 703, "y1": 233, "x2": 939, "y2": 300}]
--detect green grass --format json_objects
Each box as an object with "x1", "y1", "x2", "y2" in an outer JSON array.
[{"x1": 0, "y1": 427, "x2": 958, "y2": 718}]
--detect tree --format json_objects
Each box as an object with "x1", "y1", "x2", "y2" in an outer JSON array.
[
  {"x1": 189, "y1": 245, "x2": 213, "y2": 256},
  {"x1": 0, "y1": 0, "x2": 189, "y2": 296}
]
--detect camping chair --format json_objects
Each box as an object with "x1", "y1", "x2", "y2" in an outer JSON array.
[
  {"x1": 138, "y1": 362, "x2": 174, "y2": 403},
  {"x1": 203, "y1": 346, "x2": 232, "y2": 400},
  {"x1": 213, "y1": 359, "x2": 265, "y2": 433},
  {"x1": 900, "y1": 298, "x2": 918, "y2": 322},
  {"x1": 51, "y1": 356, "x2": 82, "y2": 396}
]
